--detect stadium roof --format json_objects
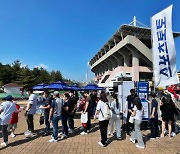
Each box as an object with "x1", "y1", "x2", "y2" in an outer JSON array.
[{"x1": 89, "y1": 24, "x2": 180, "y2": 65}]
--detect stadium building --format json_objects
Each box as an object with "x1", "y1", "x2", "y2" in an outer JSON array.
[{"x1": 89, "y1": 17, "x2": 180, "y2": 89}]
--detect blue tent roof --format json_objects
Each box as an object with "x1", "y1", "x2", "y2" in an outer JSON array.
[
  {"x1": 32, "y1": 83, "x2": 48, "y2": 90},
  {"x1": 68, "y1": 85, "x2": 80, "y2": 91},
  {"x1": 45, "y1": 81, "x2": 68, "y2": 90},
  {"x1": 81, "y1": 83, "x2": 104, "y2": 91}
]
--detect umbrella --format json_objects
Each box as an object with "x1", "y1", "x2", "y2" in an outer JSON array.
[
  {"x1": 32, "y1": 83, "x2": 48, "y2": 90},
  {"x1": 68, "y1": 85, "x2": 80, "y2": 91},
  {"x1": 81, "y1": 83, "x2": 104, "y2": 91},
  {"x1": 45, "y1": 81, "x2": 68, "y2": 90}
]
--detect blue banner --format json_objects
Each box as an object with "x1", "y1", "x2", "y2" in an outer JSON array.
[{"x1": 137, "y1": 82, "x2": 149, "y2": 121}]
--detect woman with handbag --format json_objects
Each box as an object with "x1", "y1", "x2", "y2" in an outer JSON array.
[
  {"x1": 108, "y1": 94, "x2": 121, "y2": 140},
  {"x1": 129, "y1": 97, "x2": 145, "y2": 149}
]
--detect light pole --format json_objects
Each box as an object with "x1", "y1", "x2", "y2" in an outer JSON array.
[{"x1": 86, "y1": 62, "x2": 89, "y2": 83}]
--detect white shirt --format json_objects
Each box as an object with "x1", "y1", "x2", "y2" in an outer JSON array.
[
  {"x1": 27, "y1": 94, "x2": 37, "y2": 115},
  {"x1": 133, "y1": 105, "x2": 143, "y2": 121},
  {"x1": 96, "y1": 100, "x2": 106, "y2": 121},
  {"x1": 0, "y1": 101, "x2": 16, "y2": 125}
]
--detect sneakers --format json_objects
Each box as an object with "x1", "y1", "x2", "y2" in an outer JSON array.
[
  {"x1": 87, "y1": 130, "x2": 90, "y2": 133},
  {"x1": 24, "y1": 130, "x2": 31, "y2": 135},
  {"x1": 98, "y1": 141, "x2": 105, "y2": 147},
  {"x1": 149, "y1": 136, "x2": 156, "y2": 140},
  {"x1": 49, "y1": 138, "x2": 58, "y2": 143},
  {"x1": 108, "y1": 133, "x2": 113, "y2": 137},
  {"x1": 0, "y1": 142, "x2": 8, "y2": 147},
  {"x1": 171, "y1": 132, "x2": 176, "y2": 137},
  {"x1": 117, "y1": 137, "x2": 122, "y2": 140},
  {"x1": 80, "y1": 131, "x2": 88, "y2": 135},
  {"x1": 58, "y1": 132, "x2": 63, "y2": 137},
  {"x1": 61, "y1": 134, "x2": 67, "y2": 139},
  {"x1": 136, "y1": 144, "x2": 145, "y2": 149},
  {"x1": 69, "y1": 129, "x2": 74, "y2": 134},
  {"x1": 130, "y1": 138, "x2": 136, "y2": 144},
  {"x1": 10, "y1": 132, "x2": 16, "y2": 138},
  {"x1": 25, "y1": 131, "x2": 33, "y2": 138}
]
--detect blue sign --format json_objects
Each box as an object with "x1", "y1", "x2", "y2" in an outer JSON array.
[{"x1": 137, "y1": 82, "x2": 149, "y2": 121}]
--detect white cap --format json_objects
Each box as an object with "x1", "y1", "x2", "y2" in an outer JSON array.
[{"x1": 53, "y1": 91, "x2": 59, "y2": 95}]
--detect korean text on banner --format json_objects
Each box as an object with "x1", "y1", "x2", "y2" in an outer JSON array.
[{"x1": 151, "y1": 5, "x2": 179, "y2": 87}]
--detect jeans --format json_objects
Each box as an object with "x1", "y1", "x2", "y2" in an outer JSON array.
[
  {"x1": 44, "y1": 112, "x2": 50, "y2": 133},
  {"x1": 109, "y1": 114, "x2": 121, "y2": 138},
  {"x1": 150, "y1": 114, "x2": 159, "y2": 137},
  {"x1": 26, "y1": 114, "x2": 34, "y2": 132},
  {"x1": 62, "y1": 115, "x2": 68, "y2": 136},
  {"x1": 52, "y1": 115, "x2": 61, "y2": 140},
  {"x1": 131, "y1": 119, "x2": 144, "y2": 147},
  {"x1": 0, "y1": 125, "x2": 8, "y2": 142},
  {"x1": 99, "y1": 120, "x2": 109, "y2": 145},
  {"x1": 68, "y1": 113, "x2": 75, "y2": 130}
]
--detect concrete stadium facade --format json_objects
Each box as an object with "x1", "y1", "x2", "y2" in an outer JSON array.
[{"x1": 89, "y1": 21, "x2": 180, "y2": 88}]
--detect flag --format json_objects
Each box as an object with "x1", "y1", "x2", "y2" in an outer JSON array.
[{"x1": 151, "y1": 5, "x2": 179, "y2": 87}]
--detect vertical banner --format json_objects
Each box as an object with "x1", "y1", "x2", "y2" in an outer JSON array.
[
  {"x1": 137, "y1": 82, "x2": 149, "y2": 121},
  {"x1": 151, "y1": 5, "x2": 179, "y2": 87}
]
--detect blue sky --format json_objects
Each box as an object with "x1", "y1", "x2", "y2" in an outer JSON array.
[{"x1": 0, "y1": 0, "x2": 180, "y2": 82}]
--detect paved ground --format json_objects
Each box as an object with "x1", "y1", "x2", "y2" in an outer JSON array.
[{"x1": 0, "y1": 111, "x2": 180, "y2": 154}]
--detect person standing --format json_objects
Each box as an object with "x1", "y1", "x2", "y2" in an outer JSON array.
[
  {"x1": 24, "y1": 88, "x2": 37, "y2": 137},
  {"x1": 124, "y1": 89, "x2": 136, "y2": 135},
  {"x1": 90, "y1": 91, "x2": 97, "y2": 116},
  {"x1": 129, "y1": 97, "x2": 145, "y2": 149},
  {"x1": 147, "y1": 93, "x2": 159, "y2": 139},
  {"x1": 61, "y1": 93, "x2": 70, "y2": 138},
  {"x1": 94, "y1": 92, "x2": 109, "y2": 147},
  {"x1": 160, "y1": 94, "x2": 176, "y2": 139},
  {"x1": 0, "y1": 95, "x2": 16, "y2": 147},
  {"x1": 68, "y1": 91, "x2": 78, "y2": 134},
  {"x1": 108, "y1": 94, "x2": 121, "y2": 140},
  {"x1": 8, "y1": 100, "x2": 21, "y2": 138},
  {"x1": 80, "y1": 91, "x2": 91, "y2": 135},
  {"x1": 48, "y1": 91, "x2": 63, "y2": 142},
  {"x1": 41, "y1": 91, "x2": 52, "y2": 136}
]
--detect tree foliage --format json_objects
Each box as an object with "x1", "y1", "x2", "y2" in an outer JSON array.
[{"x1": 0, "y1": 60, "x2": 64, "y2": 88}]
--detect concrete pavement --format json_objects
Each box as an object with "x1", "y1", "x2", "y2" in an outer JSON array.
[{"x1": 0, "y1": 112, "x2": 180, "y2": 154}]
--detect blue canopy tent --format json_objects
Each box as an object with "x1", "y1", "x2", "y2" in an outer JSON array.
[
  {"x1": 32, "y1": 83, "x2": 49, "y2": 90},
  {"x1": 67, "y1": 85, "x2": 80, "y2": 91},
  {"x1": 81, "y1": 83, "x2": 104, "y2": 91},
  {"x1": 45, "y1": 81, "x2": 68, "y2": 90}
]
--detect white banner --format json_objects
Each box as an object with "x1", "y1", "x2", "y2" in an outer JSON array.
[{"x1": 151, "y1": 5, "x2": 179, "y2": 87}]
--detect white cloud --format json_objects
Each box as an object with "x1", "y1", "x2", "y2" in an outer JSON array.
[
  {"x1": 35, "y1": 64, "x2": 48, "y2": 70},
  {"x1": 20, "y1": 64, "x2": 28, "y2": 68}
]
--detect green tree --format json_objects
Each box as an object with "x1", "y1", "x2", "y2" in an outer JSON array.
[
  {"x1": 11, "y1": 59, "x2": 21, "y2": 81},
  {"x1": 0, "y1": 64, "x2": 12, "y2": 85},
  {"x1": 50, "y1": 70, "x2": 63, "y2": 82}
]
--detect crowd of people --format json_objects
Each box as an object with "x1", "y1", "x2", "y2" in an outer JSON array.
[{"x1": 0, "y1": 88, "x2": 179, "y2": 149}]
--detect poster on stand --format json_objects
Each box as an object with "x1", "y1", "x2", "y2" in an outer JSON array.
[
  {"x1": 118, "y1": 81, "x2": 134, "y2": 123},
  {"x1": 137, "y1": 82, "x2": 149, "y2": 121}
]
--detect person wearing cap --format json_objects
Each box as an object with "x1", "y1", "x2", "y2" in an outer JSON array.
[
  {"x1": 0, "y1": 95, "x2": 16, "y2": 147},
  {"x1": 48, "y1": 91, "x2": 63, "y2": 142},
  {"x1": 24, "y1": 88, "x2": 37, "y2": 137}
]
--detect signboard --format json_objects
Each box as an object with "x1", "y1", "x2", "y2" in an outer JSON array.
[
  {"x1": 118, "y1": 81, "x2": 134, "y2": 123},
  {"x1": 137, "y1": 82, "x2": 149, "y2": 121},
  {"x1": 151, "y1": 5, "x2": 179, "y2": 87}
]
